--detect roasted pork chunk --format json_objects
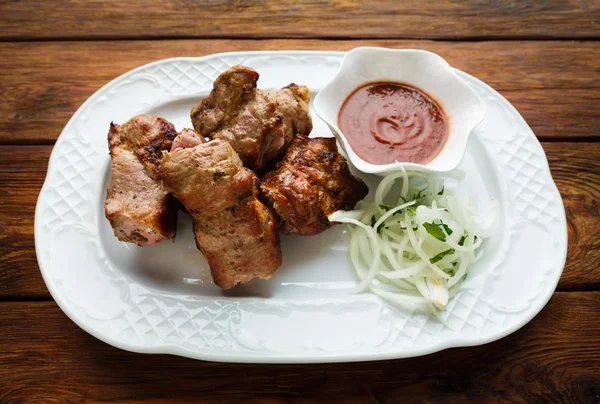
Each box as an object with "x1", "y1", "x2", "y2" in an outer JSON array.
[
  {"x1": 193, "y1": 190, "x2": 281, "y2": 289},
  {"x1": 266, "y1": 83, "x2": 312, "y2": 140},
  {"x1": 160, "y1": 139, "x2": 282, "y2": 289},
  {"x1": 171, "y1": 128, "x2": 205, "y2": 151},
  {"x1": 191, "y1": 65, "x2": 259, "y2": 136},
  {"x1": 260, "y1": 135, "x2": 369, "y2": 236},
  {"x1": 104, "y1": 115, "x2": 178, "y2": 245},
  {"x1": 117, "y1": 114, "x2": 178, "y2": 180},
  {"x1": 190, "y1": 65, "x2": 312, "y2": 171},
  {"x1": 160, "y1": 139, "x2": 254, "y2": 216}
]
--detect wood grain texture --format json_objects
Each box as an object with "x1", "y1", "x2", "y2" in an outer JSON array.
[
  {"x1": 0, "y1": 293, "x2": 599, "y2": 402},
  {"x1": 0, "y1": 147, "x2": 51, "y2": 299},
  {"x1": 548, "y1": 143, "x2": 600, "y2": 290},
  {"x1": 1, "y1": 143, "x2": 598, "y2": 299},
  {"x1": 1, "y1": 0, "x2": 599, "y2": 40},
  {"x1": 1, "y1": 40, "x2": 599, "y2": 145}
]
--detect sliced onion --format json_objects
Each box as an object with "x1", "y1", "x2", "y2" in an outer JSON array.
[{"x1": 328, "y1": 169, "x2": 492, "y2": 313}]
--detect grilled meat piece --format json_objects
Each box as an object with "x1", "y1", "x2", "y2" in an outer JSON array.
[
  {"x1": 266, "y1": 83, "x2": 312, "y2": 139},
  {"x1": 104, "y1": 145, "x2": 177, "y2": 246},
  {"x1": 190, "y1": 65, "x2": 289, "y2": 171},
  {"x1": 211, "y1": 91, "x2": 286, "y2": 170},
  {"x1": 193, "y1": 192, "x2": 281, "y2": 289},
  {"x1": 117, "y1": 114, "x2": 178, "y2": 181},
  {"x1": 160, "y1": 139, "x2": 254, "y2": 217},
  {"x1": 171, "y1": 128, "x2": 205, "y2": 151},
  {"x1": 191, "y1": 65, "x2": 259, "y2": 135},
  {"x1": 160, "y1": 139, "x2": 282, "y2": 288},
  {"x1": 260, "y1": 135, "x2": 369, "y2": 236},
  {"x1": 104, "y1": 115, "x2": 178, "y2": 245}
]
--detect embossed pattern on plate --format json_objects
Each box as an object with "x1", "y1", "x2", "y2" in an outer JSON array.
[{"x1": 35, "y1": 51, "x2": 567, "y2": 363}]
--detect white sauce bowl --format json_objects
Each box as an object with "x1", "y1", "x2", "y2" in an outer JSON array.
[{"x1": 313, "y1": 47, "x2": 487, "y2": 175}]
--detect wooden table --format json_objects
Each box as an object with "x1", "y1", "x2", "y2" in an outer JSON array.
[{"x1": 1, "y1": 1, "x2": 599, "y2": 402}]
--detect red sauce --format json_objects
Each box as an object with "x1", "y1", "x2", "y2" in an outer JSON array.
[{"x1": 338, "y1": 82, "x2": 448, "y2": 165}]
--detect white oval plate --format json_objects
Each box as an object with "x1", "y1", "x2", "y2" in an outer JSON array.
[{"x1": 35, "y1": 51, "x2": 567, "y2": 363}]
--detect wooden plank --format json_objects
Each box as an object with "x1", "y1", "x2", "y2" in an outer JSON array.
[
  {"x1": 0, "y1": 293, "x2": 599, "y2": 402},
  {"x1": 0, "y1": 147, "x2": 50, "y2": 299},
  {"x1": 1, "y1": 40, "x2": 599, "y2": 145},
  {"x1": 1, "y1": 143, "x2": 599, "y2": 299},
  {"x1": 502, "y1": 89, "x2": 600, "y2": 142},
  {"x1": 1, "y1": 0, "x2": 599, "y2": 40},
  {"x1": 548, "y1": 143, "x2": 600, "y2": 290}
]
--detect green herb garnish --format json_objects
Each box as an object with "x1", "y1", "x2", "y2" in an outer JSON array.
[
  {"x1": 424, "y1": 220, "x2": 454, "y2": 241},
  {"x1": 423, "y1": 222, "x2": 447, "y2": 241},
  {"x1": 430, "y1": 248, "x2": 455, "y2": 264},
  {"x1": 442, "y1": 223, "x2": 453, "y2": 236}
]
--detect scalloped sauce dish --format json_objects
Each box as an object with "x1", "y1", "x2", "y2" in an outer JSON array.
[{"x1": 314, "y1": 47, "x2": 487, "y2": 175}]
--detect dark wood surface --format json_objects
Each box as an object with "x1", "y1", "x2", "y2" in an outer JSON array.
[
  {"x1": 1, "y1": 0, "x2": 599, "y2": 40},
  {"x1": 1, "y1": 1, "x2": 599, "y2": 402}
]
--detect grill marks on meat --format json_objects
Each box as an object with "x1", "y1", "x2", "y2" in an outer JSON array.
[
  {"x1": 261, "y1": 135, "x2": 369, "y2": 236},
  {"x1": 118, "y1": 114, "x2": 178, "y2": 181},
  {"x1": 160, "y1": 139, "x2": 282, "y2": 289},
  {"x1": 105, "y1": 115, "x2": 178, "y2": 246},
  {"x1": 190, "y1": 65, "x2": 302, "y2": 172}
]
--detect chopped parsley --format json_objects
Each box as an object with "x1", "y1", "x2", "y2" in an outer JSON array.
[
  {"x1": 430, "y1": 249, "x2": 455, "y2": 264},
  {"x1": 423, "y1": 220, "x2": 454, "y2": 241}
]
